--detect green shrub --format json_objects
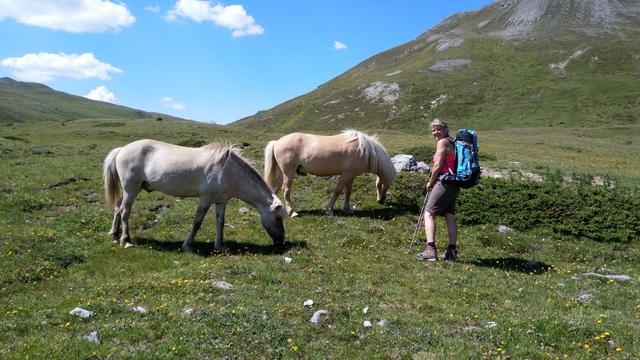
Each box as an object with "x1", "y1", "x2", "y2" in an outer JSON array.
[
  {"x1": 457, "y1": 178, "x2": 640, "y2": 243},
  {"x1": 178, "y1": 138, "x2": 207, "y2": 147}
]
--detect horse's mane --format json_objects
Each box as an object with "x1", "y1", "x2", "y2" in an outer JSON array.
[
  {"x1": 201, "y1": 143, "x2": 271, "y2": 190},
  {"x1": 341, "y1": 129, "x2": 396, "y2": 186}
]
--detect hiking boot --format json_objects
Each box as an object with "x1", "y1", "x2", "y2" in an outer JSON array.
[
  {"x1": 416, "y1": 243, "x2": 437, "y2": 261},
  {"x1": 443, "y1": 245, "x2": 457, "y2": 261}
]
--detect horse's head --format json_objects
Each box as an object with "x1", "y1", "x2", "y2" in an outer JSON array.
[
  {"x1": 376, "y1": 176, "x2": 391, "y2": 204},
  {"x1": 260, "y1": 195, "x2": 286, "y2": 247}
]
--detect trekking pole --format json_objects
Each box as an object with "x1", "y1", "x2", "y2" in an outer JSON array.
[{"x1": 408, "y1": 188, "x2": 430, "y2": 254}]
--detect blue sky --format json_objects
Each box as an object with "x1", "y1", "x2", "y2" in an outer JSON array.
[{"x1": 0, "y1": 0, "x2": 493, "y2": 124}]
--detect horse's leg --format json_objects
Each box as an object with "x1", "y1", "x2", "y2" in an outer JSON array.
[
  {"x1": 326, "y1": 174, "x2": 352, "y2": 216},
  {"x1": 282, "y1": 174, "x2": 298, "y2": 218},
  {"x1": 119, "y1": 185, "x2": 141, "y2": 248},
  {"x1": 182, "y1": 196, "x2": 212, "y2": 254},
  {"x1": 109, "y1": 196, "x2": 123, "y2": 242},
  {"x1": 342, "y1": 178, "x2": 354, "y2": 215},
  {"x1": 213, "y1": 202, "x2": 229, "y2": 252}
]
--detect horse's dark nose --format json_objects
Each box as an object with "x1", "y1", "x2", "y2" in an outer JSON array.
[{"x1": 266, "y1": 225, "x2": 285, "y2": 246}]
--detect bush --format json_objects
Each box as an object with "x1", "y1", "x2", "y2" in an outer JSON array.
[
  {"x1": 178, "y1": 138, "x2": 207, "y2": 147},
  {"x1": 457, "y1": 178, "x2": 640, "y2": 243}
]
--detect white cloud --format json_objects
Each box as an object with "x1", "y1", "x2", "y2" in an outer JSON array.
[
  {"x1": 334, "y1": 41, "x2": 348, "y2": 50},
  {"x1": 161, "y1": 97, "x2": 186, "y2": 110},
  {"x1": 0, "y1": 0, "x2": 135, "y2": 33},
  {"x1": 85, "y1": 85, "x2": 118, "y2": 104},
  {"x1": 144, "y1": 6, "x2": 161, "y2": 13},
  {"x1": 0, "y1": 52, "x2": 123, "y2": 82},
  {"x1": 166, "y1": 0, "x2": 264, "y2": 38}
]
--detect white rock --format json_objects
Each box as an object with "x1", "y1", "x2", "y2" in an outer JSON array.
[
  {"x1": 284, "y1": 256, "x2": 293, "y2": 263},
  {"x1": 391, "y1": 154, "x2": 429, "y2": 173},
  {"x1": 79, "y1": 331, "x2": 100, "y2": 343},
  {"x1": 573, "y1": 272, "x2": 631, "y2": 281},
  {"x1": 239, "y1": 207, "x2": 250, "y2": 214},
  {"x1": 213, "y1": 281, "x2": 233, "y2": 290},
  {"x1": 497, "y1": 225, "x2": 514, "y2": 234},
  {"x1": 428, "y1": 59, "x2": 472, "y2": 72},
  {"x1": 361, "y1": 81, "x2": 400, "y2": 104},
  {"x1": 363, "y1": 320, "x2": 372, "y2": 328},
  {"x1": 577, "y1": 292, "x2": 591, "y2": 302},
  {"x1": 131, "y1": 306, "x2": 147, "y2": 314},
  {"x1": 484, "y1": 321, "x2": 497, "y2": 328},
  {"x1": 303, "y1": 299, "x2": 314, "y2": 308},
  {"x1": 362, "y1": 306, "x2": 369, "y2": 314},
  {"x1": 182, "y1": 307, "x2": 194, "y2": 315},
  {"x1": 310, "y1": 310, "x2": 329, "y2": 324},
  {"x1": 435, "y1": 38, "x2": 464, "y2": 52},
  {"x1": 69, "y1": 307, "x2": 95, "y2": 319},
  {"x1": 377, "y1": 319, "x2": 388, "y2": 327}
]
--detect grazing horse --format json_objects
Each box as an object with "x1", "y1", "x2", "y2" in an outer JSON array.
[
  {"x1": 264, "y1": 129, "x2": 396, "y2": 217},
  {"x1": 103, "y1": 139, "x2": 286, "y2": 253}
]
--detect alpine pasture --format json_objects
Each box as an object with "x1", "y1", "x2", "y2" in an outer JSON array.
[{"x1": 1, "y1": 118, "x2": 638, "y2": 358}]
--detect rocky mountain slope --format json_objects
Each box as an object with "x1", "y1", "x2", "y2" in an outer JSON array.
[{"x1": 231, "y1": 0, "x2": 640, "y2": 133}]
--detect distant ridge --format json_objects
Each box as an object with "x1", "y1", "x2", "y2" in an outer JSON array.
[
  {"x1": 231, "y1": 0, "x2": 640, "y2": 133},
  {"x1": 0, "y1": 77, "x2": 188, "y2": 123}
]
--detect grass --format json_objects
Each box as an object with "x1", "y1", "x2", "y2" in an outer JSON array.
[{"x1": 0, "y1": 119, "x2": 638, "y2": 358}]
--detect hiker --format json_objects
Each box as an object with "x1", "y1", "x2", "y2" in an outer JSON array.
[{"x1": 416, "y1": 118, "x2": 460, "y2": 261}]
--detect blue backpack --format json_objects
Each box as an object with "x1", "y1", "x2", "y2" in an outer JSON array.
[{"x1": 439, "y1": 128, "x2": 481, "y2": 188}]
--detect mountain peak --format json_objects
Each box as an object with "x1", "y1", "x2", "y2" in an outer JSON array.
[
  {"x1": 421, "y1": 0, "x2": 640, "y2": 40},
  {"x1": 0, "y1": 77, "x2": 17, "y2": 84}
]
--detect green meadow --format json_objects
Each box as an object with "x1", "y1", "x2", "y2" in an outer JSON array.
[{"x1": 1, "y1": 119, "x2": 639, "y2": 359}]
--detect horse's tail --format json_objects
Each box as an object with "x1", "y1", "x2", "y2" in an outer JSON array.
[
  {"x1": 103, "y1": 147, "x2": 123, "y2": 207},
  {"x1": 264, "y1": 140, "x2": 282, "y2": 192}
]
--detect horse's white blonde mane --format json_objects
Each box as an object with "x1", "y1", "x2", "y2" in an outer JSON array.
[
  {"x1": 201, "y1": 143, "x2": 240, "y2": 164},
  {"x1": 341, "y1": 129, "x2": 396, "y2": 186},
  {"x1": 201, "y1": 143, "x2": 266, "y2": 187}
]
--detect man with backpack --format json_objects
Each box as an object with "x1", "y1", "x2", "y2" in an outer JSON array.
[{"x1": 415, "y1": 118, "x2": 480, "y2": 262}]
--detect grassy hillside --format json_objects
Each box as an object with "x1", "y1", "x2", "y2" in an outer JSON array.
[
  {"x1": 0, "y1": 77, "x2": 185, "y2": 123},
  {"x1": 0, "y1": 120, "x2": 638, "y2": 358},
  {"x1": 231, "y1": 0, "x2": 640, "y2": 134},
  {"x1": 232, "y1": 36, "x2": 640, "y2": 134}
]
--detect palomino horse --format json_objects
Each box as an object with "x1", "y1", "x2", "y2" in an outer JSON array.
[
  {"x1": 264, "y1": 129, "x2": 396, "y2": 217},
  {"x1": 103, "y1": 139, "x2": 286, "y2": 253}
]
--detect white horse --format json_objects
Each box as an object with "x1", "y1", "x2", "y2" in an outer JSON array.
[
  {"x1": 103, "y1": 139, "x2": 286, "y2": 253},
  {"x1": 264, "y1": 129, "x2": 396, "y2": 217}
]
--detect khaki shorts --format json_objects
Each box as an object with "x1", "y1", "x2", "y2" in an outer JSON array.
[{"x1": 425, "y1": 181, "x2": 460, "y2": 215}]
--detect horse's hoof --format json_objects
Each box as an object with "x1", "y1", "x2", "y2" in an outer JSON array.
[
  {"x1": 181, "y1": 246, "x2": 194, "y2": 254},
  {"x1": 343, "y1": 209, "x2": 354, "y2": 215},
  {"x1": 325, "y1": 210, "x2": 334, "y2": 216},
  {"x1": 290, "y1": 211, "x2": 299, "y2": 218},
  {"x1": 123, "y1": 242, "x2": 134, "y2": 249}
]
